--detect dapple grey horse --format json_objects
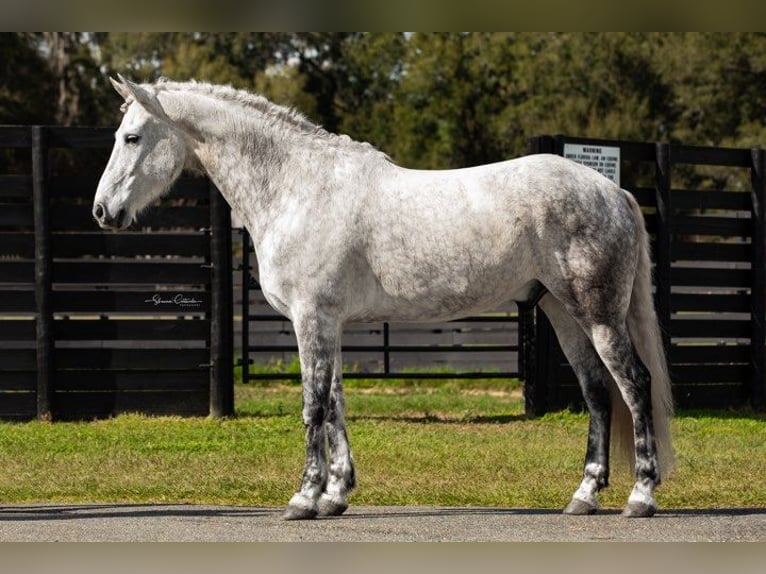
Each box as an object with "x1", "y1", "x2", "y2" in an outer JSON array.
[{"x1": 94, "y1": 76, "x2": 673, "y2": 519}]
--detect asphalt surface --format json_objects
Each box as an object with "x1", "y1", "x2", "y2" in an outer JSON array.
[{"x1": 0, "y1": 504, "x2": 765, "y2": 541}]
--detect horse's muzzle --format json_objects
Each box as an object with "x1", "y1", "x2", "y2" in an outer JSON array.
[{"x1": 93, "y1": 202, "x2": 129, "y2": 230}]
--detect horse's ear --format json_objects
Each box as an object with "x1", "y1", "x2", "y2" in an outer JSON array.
[
  {"x1": 110, "y1": 76, "x2": 133, "y2": 103},
  {"x1": 115, "y1": 74, "x2": 172, "y2": 123}
]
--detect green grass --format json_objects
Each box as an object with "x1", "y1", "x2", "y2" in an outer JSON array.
[{"x1": 0, "y1": 381, "x2": 764, "y2": 510}]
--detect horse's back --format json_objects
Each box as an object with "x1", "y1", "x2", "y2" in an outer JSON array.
[
  {"x1": 368, "y1": 153, "x2": 634, "y2": 262},
  {"x1": 352, "y1": 154, "x2": 636, "y2": 322}
]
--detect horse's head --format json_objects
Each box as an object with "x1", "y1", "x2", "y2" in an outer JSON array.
[{"x1": 93, "y1": 75, "x2": 187, "y2": 230}]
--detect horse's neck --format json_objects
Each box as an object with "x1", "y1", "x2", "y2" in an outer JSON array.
[
  {"x1": 183, "y1": 107, "x2": 291, "y2": 242},
  {"x1": 196, "y1": 135, "x2": 281, "y2": 236}
]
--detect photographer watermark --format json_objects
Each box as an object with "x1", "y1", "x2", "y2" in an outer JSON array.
[{"x1": 144, "y1": 293, "x2": 204, "y2": 309}]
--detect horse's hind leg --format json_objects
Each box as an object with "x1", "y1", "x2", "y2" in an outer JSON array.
[
  {"x1": 538, "y1": 295, "x2": 613, "y2": 515},
  {"x1": 589, "y1": 322, "x2": 660, "y2": 517},
  {"x1": 318, "y1": 352, "x2": 356, "y2": 516}
]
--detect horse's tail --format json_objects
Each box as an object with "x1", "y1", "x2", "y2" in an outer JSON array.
[{"x1": 611, "y1": 190, "x2": 675, "y2": 479}]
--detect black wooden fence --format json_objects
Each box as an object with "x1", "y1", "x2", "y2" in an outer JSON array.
[
  {"x1": 526, "y1": 135, "x2": 765, "y2": 413},
  {"x1": 0, "y1": 126, "x2": 232, "y2": 421},
  {"x1": 2, "y1": 125, "x2": 764, "y2": 419}
]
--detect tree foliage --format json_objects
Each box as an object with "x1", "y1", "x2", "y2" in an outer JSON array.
[{"x1": 2, "y1": 32, "x2": 765, "y2": 168}]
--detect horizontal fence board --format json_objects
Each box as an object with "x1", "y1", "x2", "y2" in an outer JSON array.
[
  {"x1": 670, "y1": 344, "x2": 750, "y2": 364},
  {"x1": 0, "y1": 349, "x2": 36, "y2": 370},
  {"x1": 54, "y1": 319, "x2": 210, "y2": 341},
  {"x1": 53, "y1": 391, "x2": 209, "y2": 420},
  {"x1": 0, "y1": 260, "x2": 34, "y2": 282},
  {"x1": 671, "y1": 293, "x2": 750, "y2": 313},
  {"x1": 672, "y1": 242, "x2": 751, "y2": 263},
  {"x1": 56, "y1": 348, "x2": 210, "y2": 369},
  {"x1": 672, "y1": 267, "x2": 751, "y2": 288},
  {"x1": 48, "y1": 175, "x2": 99, "y2": 198},
  {"x1": 0, "y1": 204, "x2": 32, "y2": 227},
  {"x1": 0, "y1": 175, "x2": 31, "y2": 198},
  {"x1": 672, "y1": 383, "x2": 747, "y2": 409},
  {"x1": 0, "y1": 232, "x2": 34, "y2": 257},
  {"x1": 0, "y1": 392, "x2": 36, "y2": 420},
  {"x1": 671, "y1": 319, "x2": 750, "y2": 339},
  {"x1": 55, "y1": 370, "x2": 209, "y2": 391},
  {"x1": 0, "y1": 320, "x2": 35, "y2": 340},
  {"x1": 671, "y1": 189, "x2": 751, "y2": 212},
  {"x1": 670, "y1": 364, "x2": 750, "y2": 384},
  {"x1": 451, "y1": 330, "x2": 518, "y2": 346},
  {"x1": 52, "y1": 261, "x2": 209, "y2": 285},
  {"x1": 673, "y1": 145, "x2": 752, "y2": 167},
  {"x1": 0, "y1": 289, "x2": 35, "y2": 312},
  {"x1": 673, "y1": 215, "x2": 750, "y2": 237},
  {"x1": 0, "y1": 127, "x2": 33, "y2": 147},
  {"x1": 0, "y1": 372, "x2": 36, "y2": 390},
  {"x1": 48, "y1": 126, "x2": 113, "y2": 148},
  {"x1": 51, "y1": 232, "x2": 210, "y2": 258},
  {"x1": 54, "y1": 290, "x2": 209, "y2": 314}
]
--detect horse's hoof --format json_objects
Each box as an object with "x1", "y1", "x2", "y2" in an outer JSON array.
[
  {"x1": 621, "y1": 502, "x2": 657, "y2": 518},
  {"x1": 563, "y1": 498, "x2": 598, "y2": 515},
  {"x1": 317, "y1": 495, "x2": 349, "y2": 517},
  {"x1": 282, "y1": 504, "x2": 318, "y2": 521}
]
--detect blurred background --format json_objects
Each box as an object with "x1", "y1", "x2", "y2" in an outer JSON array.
[{"x1": 2, "y1": 32, "x2": 765, "y2": 171}]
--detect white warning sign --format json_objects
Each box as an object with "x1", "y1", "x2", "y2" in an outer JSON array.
[{"x1": 563, "y1": 143, "x2": 620, "y2": 186}]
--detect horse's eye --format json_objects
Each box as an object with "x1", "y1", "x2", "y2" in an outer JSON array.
[{"x1": 124, "y1": 134, "x2": 140, "y2": 144}]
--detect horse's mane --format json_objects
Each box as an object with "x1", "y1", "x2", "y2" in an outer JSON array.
[{"x1": 148, "y1": 78, "x2": 385, "y2": 157}]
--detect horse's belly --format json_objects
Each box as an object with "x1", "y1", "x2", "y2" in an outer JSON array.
[{"x1": 353, "y1": 257, "x2": 531, "y2": 322}]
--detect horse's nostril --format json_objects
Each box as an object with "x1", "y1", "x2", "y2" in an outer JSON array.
[{"x1": 94, "y1": 203, "x2": 105, "y2": 220}]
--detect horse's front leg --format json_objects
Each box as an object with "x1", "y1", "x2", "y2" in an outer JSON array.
[
  {"x1": 283, "y1": 312, "x2": 340, "y2": 521},
  {"x1": 318, "y1": 351, "x2": 356, "y2": 516}
]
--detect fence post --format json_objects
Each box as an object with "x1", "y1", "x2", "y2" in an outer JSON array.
[
  {"x1": 750, "y1": 148, "x2": 765, "y2": 410},
  {"x1": 32, "y1": 126, "x2": 53, "y2": 421},
  {"x1": 240, "y1": 228, "x2": 252, "y2": 385},
  {"x1": 209, "y1": 182, "x2": 234, "y2": 417},
  {"x1": 654, "y1": 142, "x2": 672, "y2": 357}
]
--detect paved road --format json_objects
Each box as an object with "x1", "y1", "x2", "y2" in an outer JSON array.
[{"x1": 0, "y1": 504, "x2": 765, "y2": 541}]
